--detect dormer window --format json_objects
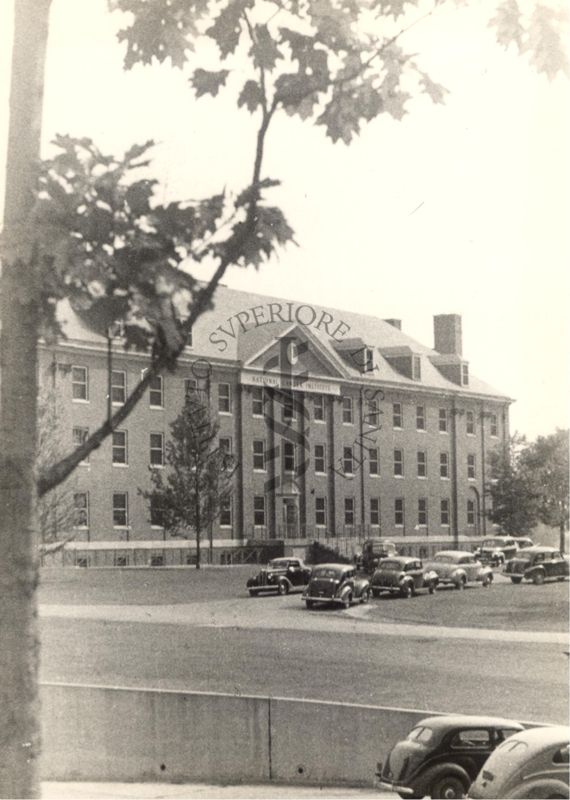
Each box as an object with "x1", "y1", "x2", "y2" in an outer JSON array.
[
  {"x1": 413, "y1": 356, "x2": 422, "y2": 381},
  {"x1": 461, "y1": 363, "x2": 469, "y2": 385}
]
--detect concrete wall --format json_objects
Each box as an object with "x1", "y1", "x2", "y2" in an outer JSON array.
[{"x1": 41, "y1": 683, "x2": 544, "y2": 788}]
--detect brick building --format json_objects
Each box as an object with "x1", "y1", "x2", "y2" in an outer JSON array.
[{"x1": 41, "y1": 286, "x2": 510, "y2": 560}]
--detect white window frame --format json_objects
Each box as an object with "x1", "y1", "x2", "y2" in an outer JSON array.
[
  {"x1": 253, "y1": 440, "x2": 266, "y2": 471},
  {"x1": 439, "y1": 408, "x2": 448, "y2": 433},
  {"x1": 467, "y1": 499, "x2": 475, "y2": 527},
  {"x1": 283, "y1": 441, "x2": 295, "y2": 473},
  {"x1": 218, "y1": 382, "x2": 232, "y2": 415},
  {"x1": 467, "y1": 453, "x2": 476, "y2": 480},
  {"x1": 253, "y1": 496, "x2": 265, "y2": 527},
  {"x1": 73, "y1": 492, "x2": 89, "y2": 528},
  {"x1": 392, "y1": 402, "x2": 403, "y2": 429},
  {"x1": 342, "y1": 397, "x2": 353, "y2": 424},
  {"x1": 490, "y1": 414, "x2": 498, "y2": 437},
  {"x1": 315, "y1": 496, "x2": 327, "y2": 527},
  {"x1": 150, "y1": 432, "x2": 164, "y2": 467},
  {"x1": 344, "y1": 497, "x2": 355, "y2": 526},
  {"x1": 369, "y1": 447, "x2": 379, "y2": 476},
  {"x1": 111, "y1": 369, "x2": 126, "y2": 405},
  {"x1": 370, "y1": 497, "x2": 380, "y2": 527},
  {"x1": 113, "y1": 492, "x2": 129, "y2": 528},
  {"x1": 439, "y1": 451, "x2": 449, "y2": 479},
  {"x1": 417, "y1": 450, "x2": 427, "y2": 478},
  {"x1": 394, "y1": 498, "x2": 404, "y2": 527},
  {"x1": 313, "y1": 394, "x2": 325, "y2": 423},
  {"x1": 314, "y1": 444, "x2": 326, "y2": 475},
  {"x1": 71, "y1": 365, "x2": 89, "y2": 402},
  {"x1": 440, "y1": 498, "x2": 450, "y2": 526},
  {"x1": 343, "y1": 445, "x2": 354, "y2": 476},
  {"x1": 252, "y1": 387, "x2": 264, "y2": 417},
  {"x1": 112, "y1": 430, "x2": 128, "y2": 466},
  {"x1": 393, "y1": 448, "x2": 404, "y2": 477},
  {"x1": 466, "y1": 411, "x2": 475, "y2": 436},
  {"x1": 418, "y1": 498, "x2": 428, "y2": 527},
  {"x1": 220, "y1": 496, "x2": 232, "y2": 528},
  {"x1": 416, "y1": 405, "x2": 426, "y2": 431},
  {"x1": 73, "y1": 426, "x2": 90, "y2": 465},
  {"x1": 149, "y1": 375, "x2": 164, "y2": 408}
]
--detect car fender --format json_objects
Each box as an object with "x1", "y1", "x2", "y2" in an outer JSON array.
[
  {"x1": 424, "y1": 570, "x2": 438, "y2": 584},
  {"x1": 399, "y1": 576, "x2": 414, "y2": 589},
  {"x1": 278, "y1": 576, "x2": 293, "y2": 590},
  {"x1": 526, "y1": 565, "x2": 546, "y2": 578},
  {"x1": 505, "y1": 776, "x2": 570, "y2": 799},
  {"x1": 451, "y1": 568, "x2": 467, "y2": 582},
  {"x1": 479, "y1": 565, "x2": 493, "y2": 580}
]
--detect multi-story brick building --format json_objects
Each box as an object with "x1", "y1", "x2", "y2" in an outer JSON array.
[{"x1": 41, "y1": 286, "x2": 510, "y2": 562}]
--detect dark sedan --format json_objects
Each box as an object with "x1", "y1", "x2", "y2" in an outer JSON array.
[
  {"x1": 505, "y1": 546, "x2": 569, "y2": 585},
  {"x1": 246, "y1": 557, "x2": 311, "y2": 596},
  {"x1": 302, "y1": 563, "x2": 370, "y2": 609},
  {"x1": 370, "y1": 557, "x2": 439, "y2": 598}
]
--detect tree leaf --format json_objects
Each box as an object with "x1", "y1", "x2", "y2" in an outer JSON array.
[
  {"x1": 191, "y1": 68, "x2": 230, "y2": 98},
  {"x1": 206, "y1": 0, "x2": 253, "y2": 58},
  {"x1": 489, "y1": 0, "x2": 525, "y2": 50},
  {"x1": 250, "y1": 25, "x2": 282, "y2": 71},
  {"x1": 238, "y1": 80, "x2": 264, "y2": 113}
]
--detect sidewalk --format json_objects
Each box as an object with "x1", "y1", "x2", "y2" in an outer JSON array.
[{"x1": 42, "y1": 782, "x2": 395, "y2": 799}]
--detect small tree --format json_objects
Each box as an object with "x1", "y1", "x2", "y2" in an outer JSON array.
[
  {"x1": 486, "y1": 434, "x2": 540, "y2": 535},
  {"x1": 141, "y1": 390, "x2": 236, "y2": 568},
  {"x1": 520, "y1": 429, "x2": 569, "y2": 553},
  {"x1": 36, "y1": 377, "x2": 77, "y2": 555}
]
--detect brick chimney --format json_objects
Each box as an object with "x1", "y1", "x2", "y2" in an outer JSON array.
[
  {"x1": 383, "y1": 318, "x2": 402, "y2": 330},
  {"x1": 434, "y1": 314, "x2": 462, "y2": 355}
]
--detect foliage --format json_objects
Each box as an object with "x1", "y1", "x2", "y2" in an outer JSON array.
[
  {"x1": 35, "y1": 370, "x2": 77, "y2": 550},
  {"x1": 486, "y1": 429, "x2": 569, "y2": 541},
  {"x1": 140, "y1": 389, "x2": 237, "y2": 567},
  {"x1": 486, "y1": 435, "x2": 539, "y2": 535},
  {"x1": 307, "y1": 540, "x2": 351, "y2": 565},
  {"x1": 519, "y1": 428, "x2": 569, "y2": 534}
]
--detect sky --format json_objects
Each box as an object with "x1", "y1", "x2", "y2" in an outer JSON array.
[{"x1": 1, "y1": 0, "x2": 569, "y2": 439}]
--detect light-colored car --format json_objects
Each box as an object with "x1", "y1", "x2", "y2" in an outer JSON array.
[
  {"x1": 424, "y1": 550, "x2": 493, "y2": 590},
  {"x1": 468, "y1": 725, "x2": 570, "y2": 799}
]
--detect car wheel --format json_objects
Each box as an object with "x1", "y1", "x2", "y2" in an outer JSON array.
[
  {"x1": 510, "y1": 577, "x2": 522, "y2": 584},
  {"x1": 482, "y1": 574, "x2": 492, "y2": 587},
  {"x1": 360, "y1": 588, "x2": 370, "y2": 604},
  {"x1": 430, "y1": 774, "x2": 467, "y2": 799},
  {"x1": 455, "y1": 578, "x2": 465, "y2": 590},
  {"x1": 305, "y1": 600, "x2": 315, "y2": 609},
  {"x1": 400, "y1": 583, "x2": 412, "y2": 599},
  {"x1": 248, "y1": 589, "x2": 258, "y2": 597},
  {"x1": 533, "y1": 571, "x2": 545, "y2": 586},
  {"x1": 277, "y1": 582, "x2": 289, "y2": 596},
  {"x1": 342, "y1": 593, "x2": 352, "y2": 609},
  {"x1": 428, "y1": 580, "x2": 437, "y2": 594},
  {"x1": 371, "y1": 589, "x2": 380, "y2": 598}
]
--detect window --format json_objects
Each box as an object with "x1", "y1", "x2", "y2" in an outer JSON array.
[
  {"x1": 417, "y1": 451, "x2": 427, "y2": 478},
  {"x1": 461, "y1": 364, "x2": 469, "y2": 386},
  {"x1": 283, "y1": 441, "x2": 295, "y2": 472},
  {"x1": 467, "y1": 453, "x2": 476, "y2": 479},
  {"x1": 218, "y1": 383, "x2": 231, "y2": 414},
  {"x1": 252, "y1": 387, "x2": 264, "y2": 417},
  {"x1": 467, "y1": 499, "x2": 475, "y2": 527},
  {"x1": 314, "y1": 444, "x2": 326, "y2": 474},
  {"x1": 185, "y1": 377, "x2": 198, "y2": 397},
  {"x1": 113, "y1": 492, "x2": 128, "y2": 527},
  {"x1": 220, "y1": 496, "x2": 232, "y2": 527},
  {"x1": 450, "y1": 729, "x2": 491, "y2": 749},
  {"x1": 466, "y1": 410, "x2": 475, "y2": 435},
  {"x1": 219, "y1": 437, "x2": 232, "y2": 456},
  {"x1": 343, "y1": 446, "x2": 354, "y2": 475},
  {"x1": 74, "y1": 492, "x2": 89, "y2": 528},
  {"x1": 112, "y1": 431, "x2": 128, "y2": 465},
  {"x1": 490, "y1": 414, "x2": 498, "y2": 437},
  {"x1": 73, "y1": 427, "x2": 89, "y2": 464},
  {"x1": 369, "y1": 447, "x2": 379, "y2": 476},
  {"x1": 439, "y1": 452, "x2": 449, "y2": 479},
  {"x1": 418, "y1": 498, "x2": 427, "y2": 527},
  {"x1": 253, "y1": 440, "x2": 265, "y2": 471},
  {"x1": 282, "y1": 390, "x2": 295, "y2": 421},
  {"x1": 394, "y1": 449, "x2": 404, "y2": 477},
  {"x1": 416, "y1": 405, "x2": 425, "y2": 431},
  {"x1": 150, "y1": 433, "x2": 164, "y2": 466},
  {"x1": 253, "y1": 496, "x2": 265, "y2": 526},
  {"x1": 440, "y1": 499, "x2": 450, "y2": 526},
  {"x1": 344, "y1": 497, "x2": 355, "y2": 526},
  {"x1": 313, "y1": 394, "x2": 325, "y2": 422},
  {"x1": 342, "y1": 397, "x2": 353, "y2": 424},
  {"x1": 150, "y1": 496, "x2": 164, "y2": 527},
  {"x1": 553, "y1": 745, "x2": 570, "y2": 765},
  {"x1": 111, "y1": 370, "x2": 126, "y2": 404},
  {"x1": 72, "y1": 366, "x2": 88, "y2": 401},
  {"x1": 393, "y1": 402, "x2": 402, "y2": 428},
  {"x1": 315, "y1": 496, "x2": 327, "y2": 527},
  {"x1": 439, "y1": 408, "x2": 448, "y2": 432},
  {"x1": 412, "y1": 356, "x2": 421, "y2": 381},
  {"x1": 394, "y1": 498, "x2": 404, "y2": 527},
  {"x1": 366, "y1": 398, "x2": 379, "y2": 426},
  {"x1": 149, "y1": 375, "x2": 163, "y2": 407},
  {"x1": 370, "y1": 498, "x2": 380, "y2": 527}
]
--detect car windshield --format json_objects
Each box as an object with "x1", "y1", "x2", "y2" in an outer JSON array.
[
  {"x1": 515, "y1": 549, "x2": 533, "y2": 558},
  {"x1": 406, "y1": 727, "x2": 433, "y2": 744},
  {"x1": 433, "y1": 555, "x2": 457, "y2": 564},
  {"x1": 482, "y1": 539, "x2": 505, "y2": 548},
  {"x1": 312, "y1": 568, "x2": 342, "y2": 579},
  {"x1": 268, "y1": 559, "x2": 290, "y2": 569},
  {"x1": 379, "y1": 560, "x2": 403, "y2": 570}
]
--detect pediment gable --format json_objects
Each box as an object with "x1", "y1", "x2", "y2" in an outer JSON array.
[{"x1": 244, "y1": 324, "x2": 346, "y2": 380}]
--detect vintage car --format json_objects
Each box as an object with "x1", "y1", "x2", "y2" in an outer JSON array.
[
  {"x1": 424, "y1": 551, "x2": 493, "y2": 590},
  {"x1": 469, "y1": 725, "x2": 570, "y2": 799},
  {"x1": 473, "y1": 536, "x2": 521, "y2": 566},
  {"x1": 359, "y1": 538, "x2": 398, "y2": 572},
  {"x1": 246, "y1": 557, "x2": 312, "y2": 596},
  {"x1": 376, "y1": 714, "x2": 524, "y2": 800},
  {"x1": 369, "y1": 556, "x2": 439, "y2": 598},
  {"x1": 504, "y1": 546, "x2": 569, "y2": 585},
  {"x1": 302, "y1": 563, "x2": 370, "y2": 609}
]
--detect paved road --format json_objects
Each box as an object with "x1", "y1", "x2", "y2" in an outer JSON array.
[{"x1": 39, "y1": 593, "x2": 569, "y2": 725}]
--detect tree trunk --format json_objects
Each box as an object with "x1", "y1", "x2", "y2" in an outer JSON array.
[
  {"x1": 0, "y1": 0, "x2": 52, "y2": 796},
  {"x1": 560, "y1": 518, "x2": 566, "y2": 555}
]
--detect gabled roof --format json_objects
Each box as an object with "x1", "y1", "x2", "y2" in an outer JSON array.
[{"x1": 56, "y1": 283, "x2": 510, "y2": 401}]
